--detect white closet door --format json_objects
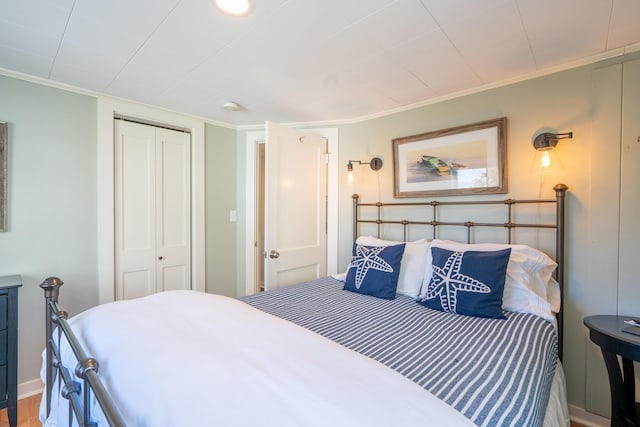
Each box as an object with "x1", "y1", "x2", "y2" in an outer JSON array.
[
  {"x1": 115, "y1": 120, "x2": 157, "y2": 299},
  {"x1": 155, "y1": 127, "x2": 191, "y2": 292},
  {"x1": 115, "y1": 120, "x2": 191, "y2": 300}
]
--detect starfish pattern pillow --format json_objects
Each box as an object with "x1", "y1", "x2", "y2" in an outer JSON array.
[
  {"x1": 344, "y1": 243, "x2": 405, "y2": 299},
  {"x1": 417, "y1": 247, "x2": 511, "y2": 319},
  {"x1": 421, "y1": 239, "x2": 560, "y2": 321}
]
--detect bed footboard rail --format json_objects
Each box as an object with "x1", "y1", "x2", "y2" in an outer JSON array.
[{"x1": 41, "y1": 277, "x2": 125, "y2": 427}]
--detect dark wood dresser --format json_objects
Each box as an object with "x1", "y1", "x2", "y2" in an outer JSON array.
[{"x1": 0, "y1": 275, "x2": 21, "y2": 427}]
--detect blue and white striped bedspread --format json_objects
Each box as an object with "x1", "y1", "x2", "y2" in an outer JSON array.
[{"x1": 241, "y1": 277, "x2": 558, "y2": 427}]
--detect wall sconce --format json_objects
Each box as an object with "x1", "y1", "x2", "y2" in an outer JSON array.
[
  {"x1": 347, "y1": 158, "x2": 383, "y2": 183},
  {"x1": 532, "y1": 131, "x2": 573, "y2": 168}
]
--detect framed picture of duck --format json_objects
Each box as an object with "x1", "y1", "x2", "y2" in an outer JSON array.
[{"x1": 392, "y1": 117, "x2": 507, "y2": 198}]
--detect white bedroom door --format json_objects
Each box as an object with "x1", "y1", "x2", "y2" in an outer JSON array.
[
  {"x1": 264, "y1": 121, "x2": 328, "y2": 291},
  {"x1": 115, "y1": 119, "x2": 191, "y2": 300}
]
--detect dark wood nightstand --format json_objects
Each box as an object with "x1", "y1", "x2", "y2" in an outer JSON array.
[
  {"x1": 584, "y1": 315, "x2": 640, "y2": 427},
  {"x1": 0, "y1": 275, "x2": 21, "y2": 427}
]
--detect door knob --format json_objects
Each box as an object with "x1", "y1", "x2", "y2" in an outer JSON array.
[
  {"x1": 158, "y1": 256, "x2": 164, "y2": 260},
  {"x1": 269, "y1": 250, "x2": 280, "y2": 259}
]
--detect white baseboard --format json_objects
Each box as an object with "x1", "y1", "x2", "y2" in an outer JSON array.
[
  {"x1": 569, "y1": 404, "x2": 609, "y2": 427},
  {"x1": 18, "y1": 378, "x2": 43, "y2": 399}
]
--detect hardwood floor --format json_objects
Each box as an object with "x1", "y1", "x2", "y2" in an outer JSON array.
[
  {"x1": 0, "y1": 393, "x2": 593, "y2": 427},
  {"x1": 0, "y1": 394, "x2": 41, "y2": 427}
]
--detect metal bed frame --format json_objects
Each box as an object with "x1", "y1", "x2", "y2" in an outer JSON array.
[
  {"x1": 39, "y1": 183, "x2": 567, "y2": 427},
  {"x1": 40, "y1": 277, "x2": 125, "y2": 427},
  {"x1": 352, "y1": 183, "x2": 568, "y2": 359}
]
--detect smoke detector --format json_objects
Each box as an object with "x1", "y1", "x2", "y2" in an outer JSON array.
[{"x1": 223, "y1": 101, "x2": 240, "y2": 112}]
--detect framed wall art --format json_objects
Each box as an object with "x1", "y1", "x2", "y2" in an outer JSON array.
[
  {"x1": 0, "y1": 121, "x2": 6, "y2": 231},
  {"x1": 393, "y1": 117, "x2": 507, "y2": 198}
]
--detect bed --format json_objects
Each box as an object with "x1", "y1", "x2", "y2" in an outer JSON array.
[{"x1": 39, "y1": 184, "x2": 570, "y2": 427}]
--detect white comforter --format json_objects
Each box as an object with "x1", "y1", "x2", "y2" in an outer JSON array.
[{"x1": 41, "y1": 290, "x2": 474, "y2": 426}]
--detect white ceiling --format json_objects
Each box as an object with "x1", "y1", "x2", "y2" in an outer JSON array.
[{"x1": 1, "y1": 0, "x2": 640, "y2": 127}]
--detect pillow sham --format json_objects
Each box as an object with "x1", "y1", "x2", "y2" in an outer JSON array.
[
  {"x1": 418, "y1": 247, "x2": 511, "y2": 319},
  {"x1": 420, "y1": 239, "x2": 559, "y2": 321},
  {"x1": 344, "y1": 243, "x2": 405, "y2": 300},
  {"x1": 355, "y1": 236, "x2": 429, "y2": 298}
]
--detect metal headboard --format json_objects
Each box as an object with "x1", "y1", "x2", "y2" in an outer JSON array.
[{"x1": 352, "y1": 183, "x2": 568, "y2": 360}]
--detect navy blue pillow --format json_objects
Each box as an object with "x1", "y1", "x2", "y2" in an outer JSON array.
[
  {"x1": 417, "y1": 247, "x2": 511, "y2": 319},
  {"x1": 344, "y1": 243, "x2": 405, "y2": 299}
]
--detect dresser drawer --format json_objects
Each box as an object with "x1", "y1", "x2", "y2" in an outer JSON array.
[
  {"x1": 0, "y1": 330, "x2": 5, "y2": 365},
  {"x1": 0, "y1": 278, "x2": 20, "y2": 423},
  {"x1": 0, "y1": 365, "x2": 6, "y2": 400},
  {"x1": 0, "y1": 295, "x2": 6, "y2": 330}
]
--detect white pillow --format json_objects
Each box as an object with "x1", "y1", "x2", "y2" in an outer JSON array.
[
  {"x1": 420, "y1": 239, "x2": 559, "y2": 321},
  {"x1": 336, "y1": 236, "x2": 429, "y2": 298},
  {"x1": 546, "y1": 278, "x2": 561, "y2": 314},
  {"x1": 331, "y1": 271, "x2": 348, "y2": 281}
]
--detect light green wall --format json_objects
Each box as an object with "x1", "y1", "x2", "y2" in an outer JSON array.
[
  {"x1": 0, "y1": 75, "x2": 97, "y2": 386},
  {"x1": 330, "y1": 53, "x2": 639, "y2": 416},
  {"x1": 205, "y1": 123, "x2": 238, "y2": 297},
  {"x1": 332, "y1": 64, "x2": 596, "y2": 411},
  {"x1": 334, "y1": 63, "x2": 594, "y2": 270}
]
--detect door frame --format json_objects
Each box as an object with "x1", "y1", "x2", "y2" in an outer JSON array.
[
  {"x1": 97, "y1": 97, "x2": 206, "y2": 304},
  {"x1": 244, "y1": 127, "x2": 338, "y2": 296}
]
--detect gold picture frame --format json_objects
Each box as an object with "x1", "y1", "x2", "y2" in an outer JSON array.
[{"x1": 393, "y1": 117, "x2": 507, "y2": 198}]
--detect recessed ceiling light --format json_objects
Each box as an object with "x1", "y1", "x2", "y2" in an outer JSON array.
[{"x1": 214, "y1": 0, "x2": 252, "y2": 16}]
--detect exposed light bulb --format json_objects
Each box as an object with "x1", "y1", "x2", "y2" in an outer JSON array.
[
  {"x1": 347, "y1": 161, "x2": 355, "y2": 183},
  {"x1": 541, "y1": 151, "x2": 551, "y2": 169}
]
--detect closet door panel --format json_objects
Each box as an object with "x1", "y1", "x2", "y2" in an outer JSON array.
[
  {"x1": 115, "y1": 120, "x2": 157, "y2": 299},
  {"x1": 115, "y1": 121, "x2": 191, "y2": 300},
  {"x1": 161, "y1": 266, "x2": 188, "y2": 292},
  {"x1": 121, "y1": 270, "x2": 153, "y2": 300},
  {"x1": 156, "y1": 128, "x2": 191, "y2": 292}
]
